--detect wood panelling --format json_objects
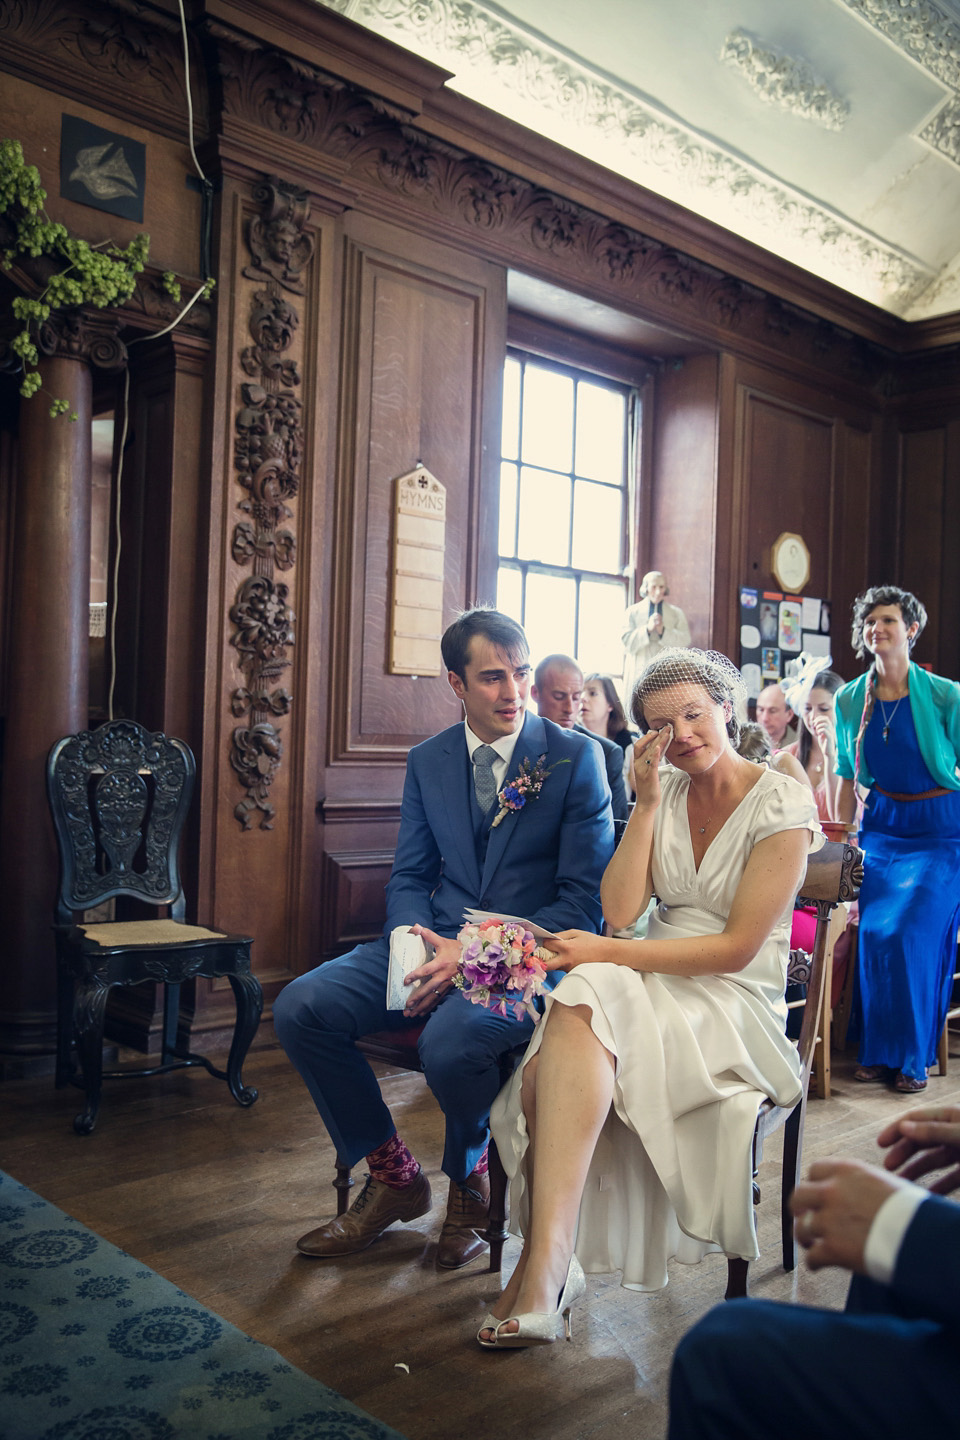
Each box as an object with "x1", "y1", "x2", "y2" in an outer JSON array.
[
  {"x1": 2, "y1": 0, "x2": 959, "y2": 1061},
  {"x1": 651, "y1": 356, "x2": 881, "y2": 676},
  {"x1": 0, "y1": 69, "x2": 205, "y2": 289},
  {"x1": 330, "y1": 213, "x2": 506, "y2": 761},
  {"x1": 741, "y1": 394, "x2": 835, "y2": 595},
  {"x1": 648, "y1": 355, "x2": 721, "y2": 650},
  {"x1": 725, "y1": 362, "x2": 881, "y2": 680},
  {"x1": 320, "y1": 850, "x2": 396, "y2": 958},
  {"x1": 895, "y1": 418, "x2": 960, "y2": 680}
]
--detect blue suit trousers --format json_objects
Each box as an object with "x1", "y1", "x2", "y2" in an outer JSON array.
[
  {"x1": 668, "y1": 1277, "x2": 960, "y2": 1439},
  {"x1": 273, "y1": 936, "x2": 536, "y2": 1182}
]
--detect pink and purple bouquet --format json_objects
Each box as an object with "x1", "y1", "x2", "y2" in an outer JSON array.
[{"x1": 453, "y1": 918, "x2": 552, "y2": 1020}]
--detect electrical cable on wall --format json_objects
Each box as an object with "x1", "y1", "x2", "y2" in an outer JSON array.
[{"x1": 105, "y1": 0, "x2": 212, "y2": 720}]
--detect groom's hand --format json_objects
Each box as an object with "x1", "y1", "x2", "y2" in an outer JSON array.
[{"x1": 402, "y1": 924, "x2": 461, "y2": 1018}]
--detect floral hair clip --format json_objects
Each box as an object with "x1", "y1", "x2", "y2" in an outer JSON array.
[{"x1": 491, "y1": 753, "x2": 569, "y2": 828}]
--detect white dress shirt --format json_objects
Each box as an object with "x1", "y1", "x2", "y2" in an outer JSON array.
[{"x1": 864, "y1": 1185, "x2": 929, "y2": 1285}]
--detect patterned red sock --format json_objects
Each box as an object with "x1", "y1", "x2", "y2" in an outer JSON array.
[
  {"x1": 366, "y1": 1133, "x2": 420, "y2": 1189},
  {"x1": 472, "y1": 1145, "x2": 489, "y2": 1178}
]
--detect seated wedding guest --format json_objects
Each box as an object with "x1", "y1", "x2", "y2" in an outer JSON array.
[
  {"x1": 580, "y1": 671, "x2": 637, "y2": 800},
  {"x1": 736, "y1": 720, "x2": 807, "y2": 786},
  {"x1": 580, "y1": 673, "x2": 635, "y2": 754},
  {"x1": 735, "y1": 720, "x2": 823, "y2": 1025},
  {"x1": 669, "y1": 1104, "x2": 960, "y2": 1439},
  {"x1": 755, "y1": 681, "x2": 796, "y2": 749},
  {"x1": 532, "y1": 655, "x2": 628, "y2": 823},
  {"x1": 479, "y1": 648, "x2": 821, "y2": 1347},
  {"x1": 275, "y1": 609, "x2": 614, "y2": 1269},
  {"x1": 779, "y1": 658, "x2": 845, "y2": 821},
  {"x1": 835, "y1": 585, "x2": 960, "y2": 1094},
  {"x1": 621, "y1": 571, "x2": 691, "y2": 705}
]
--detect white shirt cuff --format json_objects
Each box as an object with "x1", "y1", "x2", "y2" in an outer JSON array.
[{"x1": 863, "y1": 1186, "x2": 929, "y2": 1285}]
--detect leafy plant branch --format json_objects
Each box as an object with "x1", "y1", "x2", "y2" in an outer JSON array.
[{"x1": 1, "y1": 139, "x2": 212, "y2": 418}]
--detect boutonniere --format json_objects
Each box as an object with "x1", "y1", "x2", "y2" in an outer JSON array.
[{"x1": 491, "y1": 753, "x2": 570, "y2": 828}]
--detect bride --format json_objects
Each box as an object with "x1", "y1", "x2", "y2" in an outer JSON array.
[{"x1": 481, "y1": 648, "x2": 822, "y2": 1347}]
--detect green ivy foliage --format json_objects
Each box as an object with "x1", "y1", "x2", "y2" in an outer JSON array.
[{"x1": 1, "y1": 138, "x2": 149, "y2": 414}]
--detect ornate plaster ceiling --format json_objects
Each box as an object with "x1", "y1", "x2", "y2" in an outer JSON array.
[{"x1": 317, "y1": 0, "x2": 960, "y2": 321}]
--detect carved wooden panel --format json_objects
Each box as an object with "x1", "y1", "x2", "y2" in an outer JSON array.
[
  {"x1": 228, "y1": 176, "x2": 314, "y2": 832},
  {"x1": 330, "y1": 213, "x2": 506, "y2": 761}
]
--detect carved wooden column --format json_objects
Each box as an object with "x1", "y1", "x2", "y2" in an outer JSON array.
[{"x1": 0, "y1": 312, "x2": 125, "y2": 1059}]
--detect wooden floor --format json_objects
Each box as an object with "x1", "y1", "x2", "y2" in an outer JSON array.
[{"x1": 4, "y1": 1031, "x2": 960, "y2": 1440}]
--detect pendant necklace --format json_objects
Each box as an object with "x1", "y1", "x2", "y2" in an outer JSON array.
[
  {"x1": 878, "y1": 693, "x2": 906, "y2": 743},
  {"x1": 697, "y1": 816, "x2": 712, "y2": 836}
]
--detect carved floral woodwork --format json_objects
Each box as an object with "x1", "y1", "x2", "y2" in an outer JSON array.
[
  {"x1": 311, "y1": 0, "x2": 931, "y2": 317},
  {"x1": 37, "y1": 310, "x2": 128, "y2": 372},
  {"x1": 228, "y1": 176, "x2": 309, "y2": 831},
  {"x1": 0, "y1": 0, "x2": 197, "y2": 145},
  {"x1": 53, "y1": 722, "x2": 187, "y2": 908},
  {"x1": 217, "y1": 45, "x2": 889, "y2": 392}
]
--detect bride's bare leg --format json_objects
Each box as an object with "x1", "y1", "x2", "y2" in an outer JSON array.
[
  {"x1": 477, "y1": 1054, "x2": 540, "y2": 1342},
  {"x1": 491, "y1": 1001, "x2": 614, "y2": 1332}
]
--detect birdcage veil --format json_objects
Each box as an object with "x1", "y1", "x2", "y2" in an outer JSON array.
[{"x1": 631, "y1": 647, "x2": 746, "y2": 744}]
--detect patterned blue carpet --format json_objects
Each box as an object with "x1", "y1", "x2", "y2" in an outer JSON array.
[{"x1": 0, "y1": 1170, "x2": 407, "y2": 1440}]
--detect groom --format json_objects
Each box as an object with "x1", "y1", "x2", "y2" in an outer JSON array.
[{"x1": 275, "y1": 608, "x2": 615, "y2": 1268}]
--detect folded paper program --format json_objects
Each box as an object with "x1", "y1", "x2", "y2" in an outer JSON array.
[{"x1": 385, "y1": 926, "x2": 434, "y2": 1010}]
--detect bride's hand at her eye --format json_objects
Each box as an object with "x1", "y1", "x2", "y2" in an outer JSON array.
[{"x1": 631, "y1": 725, "x2": 672, "y2": 805}]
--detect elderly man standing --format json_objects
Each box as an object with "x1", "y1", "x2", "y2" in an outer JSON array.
[
  {"x1": 531, "y1": 653, "x2": 629, "y2": 822},
  {"x1": 275, "y1": 608, "x2": 614, "y2": 1270},
  {"x1": 755, "y1": 682, "x2": 797, "y2": 749},
  {"x1": 621, "y1": 571, "x2": 691, "y2": 706}
]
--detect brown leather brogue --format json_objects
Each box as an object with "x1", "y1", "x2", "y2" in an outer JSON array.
[
  {"x1": 296, "y1": 1169, "x2": 432, "y2": 1257},
  {"x1": 436, "y1": 1169, "x2": 490, "y2": 1269}
]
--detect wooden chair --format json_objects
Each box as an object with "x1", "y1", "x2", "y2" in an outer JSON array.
[
  {"x1": 807, "y1": 902, "x2": 849, "y2": 1099},
  {"x1": 725, "y1": 838, "x2": 864, "y2": 1299},
  {"x1": 333, "y1": 1027, "x2": 518, "y2": 1270},
  {"x1": 48, "y1": 719, "x2": 263, "y2": 1135},
  {"x1": 936, "y1": 935, "x2": 960, "y2": 1075}
]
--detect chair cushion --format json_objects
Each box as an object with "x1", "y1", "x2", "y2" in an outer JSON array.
[{"x1": 78, "y1": 920, "x2": 226, "y2": 947}]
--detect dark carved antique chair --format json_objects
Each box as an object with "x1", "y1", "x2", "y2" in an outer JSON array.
[
  {"x1": 48, "y1": 719, "x2": 263, "y2": 1134},
  {"x1": 725, "y1": 837, "x2": 864, "y2": 1298}
]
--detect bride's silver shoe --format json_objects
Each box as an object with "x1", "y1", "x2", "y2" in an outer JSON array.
[
  {"x1": 476, "y1": 1311, "x2": 501, "y2": 1349},
  {"x1": 482, "y1": 1255, "x2": 585, "y2": 1349}
]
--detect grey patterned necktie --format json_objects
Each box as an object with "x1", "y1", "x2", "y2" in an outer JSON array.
[{"x1": 473, "y1": 744, "x2": 499, "y2": 813}]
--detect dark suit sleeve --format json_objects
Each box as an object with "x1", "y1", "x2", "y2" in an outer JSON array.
[
  {"x1": 383, "y1": 749, "x2": 442, "y2": 936},
  {"x1": 890, "y1": 1194, "x2": 960, "y2": 1328},
  {"x1": 525, "y1": 736, "x2": 615, "y2": 936},
  {"x1": 602, "y1": 737, "x2": 628, "y2": 823}
]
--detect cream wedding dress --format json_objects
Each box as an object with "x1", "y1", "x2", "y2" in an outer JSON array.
[{"x1": 490, "y1": 765, "x2": 823, "y2": 1291}]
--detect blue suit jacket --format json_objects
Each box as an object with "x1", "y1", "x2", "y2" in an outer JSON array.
[
  {"x1": 574, "y1": 721, "x2": 628, "y2": 822},
  {"x1": 385, "y1": 711, "x2": 614, "y2": 941},
  {"x1": 890, "y1": 1193, "x2": 960, "y2": 1329}
]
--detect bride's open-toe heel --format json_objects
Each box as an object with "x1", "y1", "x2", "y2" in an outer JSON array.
[
  {"x1": 484, "y1": 1255, "x2": 585, "y2": 1350},
  {"x1": 476, "y1": 1312, "x2": 501, "y2": 1349}
]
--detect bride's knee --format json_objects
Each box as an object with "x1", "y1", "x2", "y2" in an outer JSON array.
[{"x1": 546, "y1": 1000, "x2": 595, "y2": 1034}]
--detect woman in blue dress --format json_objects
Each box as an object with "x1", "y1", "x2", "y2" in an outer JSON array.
[{"x1": 835, "y1": 586, "x2": 960, "y2": 1092}]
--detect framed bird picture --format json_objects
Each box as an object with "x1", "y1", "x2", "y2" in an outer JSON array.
[{"x1": 60, "y1": 115, "x2": 145, "y2": 223}]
